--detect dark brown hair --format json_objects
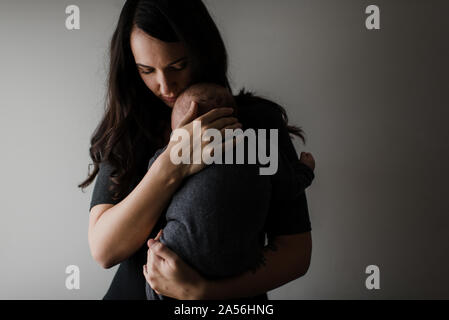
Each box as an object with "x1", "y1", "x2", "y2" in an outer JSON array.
[{"x1": 78, "y1": 0, "x2": 306, "y2": 201}]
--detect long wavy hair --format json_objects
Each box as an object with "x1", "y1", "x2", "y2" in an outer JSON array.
[{"x1": 78, "y1": 0, "x2": 306, "y2": 201}]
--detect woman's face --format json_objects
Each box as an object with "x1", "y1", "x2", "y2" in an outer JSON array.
[{"x1": 130, "y1": 27, "x2": 193, "y2": 108}]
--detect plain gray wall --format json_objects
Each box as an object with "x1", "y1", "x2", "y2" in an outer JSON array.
[{"x1": 0, "y1": 0, "x2": 447, "y2": 299}]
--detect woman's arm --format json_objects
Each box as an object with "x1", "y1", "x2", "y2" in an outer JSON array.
[
  {"x1": 144, "y1": 231, "x2": 312, "y2": 300},
  {"x1": 200, "y1": 232, "x2": 312, "y2": 299},
  {"x1": 89, "y1": 105, "x2": 238, "y2": 269},
  {"x1": 89, "y1": 151, "x2": 183, "y2": 269}
]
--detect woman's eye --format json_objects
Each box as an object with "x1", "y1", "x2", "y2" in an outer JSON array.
[
  {"x1": 139, "y1": 62, "x2": 187, "y2": 74},
  {"x1": 171, "y1": 62, "x2": 187, "y2": 71}
]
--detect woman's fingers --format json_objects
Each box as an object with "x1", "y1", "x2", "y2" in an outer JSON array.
[
  {"x1": 223, "y1": 132, "x2": 245, "y2": 153},
  {"x1": 207, "y1": 116, "x2": 240, "y2": 131},
  {"x1": 155, "y1": 229, "x2": 163, "y2": 241},
  {"x1": 202, "y1": 126, "x2": 245, "y2": 163},
  {"x1": 197, "y1": 107, "x2": 234, "y2": 125},
  {"x1": 150, "y1": 242, "x2": 179, "y2": 266},
  {"x1": 166, "y1": 106, "x2": 241, "y2": 178},
  {"x1": 147, "y1": 238, "x2": 156, "y2": 247},
  {"x1": 150, "y1": 250, "x2": 164, "y2": 267},
  {"x1": 176, "y1": 101, "x2": 198, "y2": 128},
  {"x1": 200, "y1": 115, "x2": 241, "y2": 156},
  {"x1": 219, "y1": 122, "x2": 242, "y2": 137},
  {"x1": 146, "y1": 244, "x2": 164, "y2": 271}
]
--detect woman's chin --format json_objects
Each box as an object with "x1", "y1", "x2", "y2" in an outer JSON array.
[{"x1": 162, "y1": 100, "x2": 175, "y2": 108}]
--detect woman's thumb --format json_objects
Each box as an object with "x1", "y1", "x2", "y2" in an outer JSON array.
[{"x1": 177, "y1": 101, "x2": 197, "y2": 128}]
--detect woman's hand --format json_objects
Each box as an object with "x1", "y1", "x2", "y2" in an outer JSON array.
[
  {"x1": 143, "y1": 229, "x2": 207, "y2": 300},
  {"x1": 162, "y1": 101, "x2": 242, "y2": 180}
]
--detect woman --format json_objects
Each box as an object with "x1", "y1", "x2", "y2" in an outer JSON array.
[{"x1": 79, "y1": 0, "x2": 312, "y2": 300}]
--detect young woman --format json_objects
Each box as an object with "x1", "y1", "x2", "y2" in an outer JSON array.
[{"x1": 79, "y1": 0, "x2": 313, "y2": 300}]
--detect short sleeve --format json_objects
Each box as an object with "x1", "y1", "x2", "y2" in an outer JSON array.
[
  {"x1": 89, "y1": 161, "x2": 120, "y2": 212},
  {"x1": 257, "y1": 104, "x2": 312, "y2": 239},
  {"x1": 265, "y1": 148, "x2": 312, "y2": 240}
]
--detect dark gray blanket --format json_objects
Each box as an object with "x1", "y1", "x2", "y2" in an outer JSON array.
[{"x1": 145, "y1": 146, "x2": 271, "y2": 300}]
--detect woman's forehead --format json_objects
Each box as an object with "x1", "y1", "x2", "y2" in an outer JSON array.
[{"x1": 130, "y1": 28, "x2": 186, "y2": 68}]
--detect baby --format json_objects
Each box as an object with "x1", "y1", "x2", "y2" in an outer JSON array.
[
  {"x1": 170, "y1": 83, "x2": 315, "y2": 169},
  {"x1": 170, "y1": 82, "x2": 238, "y2": 130},
  {"x1": 171, "y1": 83, "x2": 315, "y2": 170},
  {"x1": 145, "y1": 83, "x2": 315, "y2": 300}
]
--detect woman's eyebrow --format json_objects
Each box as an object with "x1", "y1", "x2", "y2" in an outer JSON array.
[{"x1": 136, "y1": 56, "x2": 187, "y2": 69}]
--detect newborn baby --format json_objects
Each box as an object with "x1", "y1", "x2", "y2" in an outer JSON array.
[
  {"x1": 171, "y1": 83, "x2": 315, "y2": 170},
  {"x1": 170, "y1": 82, "x2": 238, "y2": 130},
  {"x1": 145, "y1": 83, "x2": 314, "y2": 300}
]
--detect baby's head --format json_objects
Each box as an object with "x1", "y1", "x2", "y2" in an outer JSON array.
[{"x1": 171, "y1": 83, "x2": 237, "y2": 130}]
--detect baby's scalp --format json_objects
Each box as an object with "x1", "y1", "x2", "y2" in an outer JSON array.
[{"x1": 171, "y1": 83, "x2": 237, "y2": 130}]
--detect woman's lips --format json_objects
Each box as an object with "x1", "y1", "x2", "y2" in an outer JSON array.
[{"x1": 162, "y1": 96, "x2": 177, "y2": 103}]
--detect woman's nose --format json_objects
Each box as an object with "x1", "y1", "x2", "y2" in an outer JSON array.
[{"x1": 158, "y1": 73, "x2": 175, "y2": 96}]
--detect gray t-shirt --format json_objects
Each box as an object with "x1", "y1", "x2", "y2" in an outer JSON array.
[{"x1": 89, "y1": 98, "x2": 314, "y2": 300}]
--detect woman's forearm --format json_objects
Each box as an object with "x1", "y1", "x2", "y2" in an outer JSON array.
[
  {"x1": 89, "y1": 151, "x2": 183, "y2": 268},
  {"x1": 199, "y1": 233, "x2": 312, "y2": 299}
]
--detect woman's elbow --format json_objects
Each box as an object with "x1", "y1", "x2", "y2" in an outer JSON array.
[
  {"x1": 289, "y1": 246, "x2": 311, "y2": 279},
  {"x1": 88, "y1": 234, "x2": 119, "y2": 269},
  {"x1": 277, "y1": 232, "x2": 312, "y2": 279},
  {"x1": 93, "y1": 251, "x2": 116, "y2": 269},
  {"x1": 297, "y1": 235, "x2": 312, "y2": 277},
  {"x1": 89, "y1": 243, "x2": 116, "y2": 269},
  {"x1": 298, "y1": 254, "x2": 311, "y2": 277}
]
